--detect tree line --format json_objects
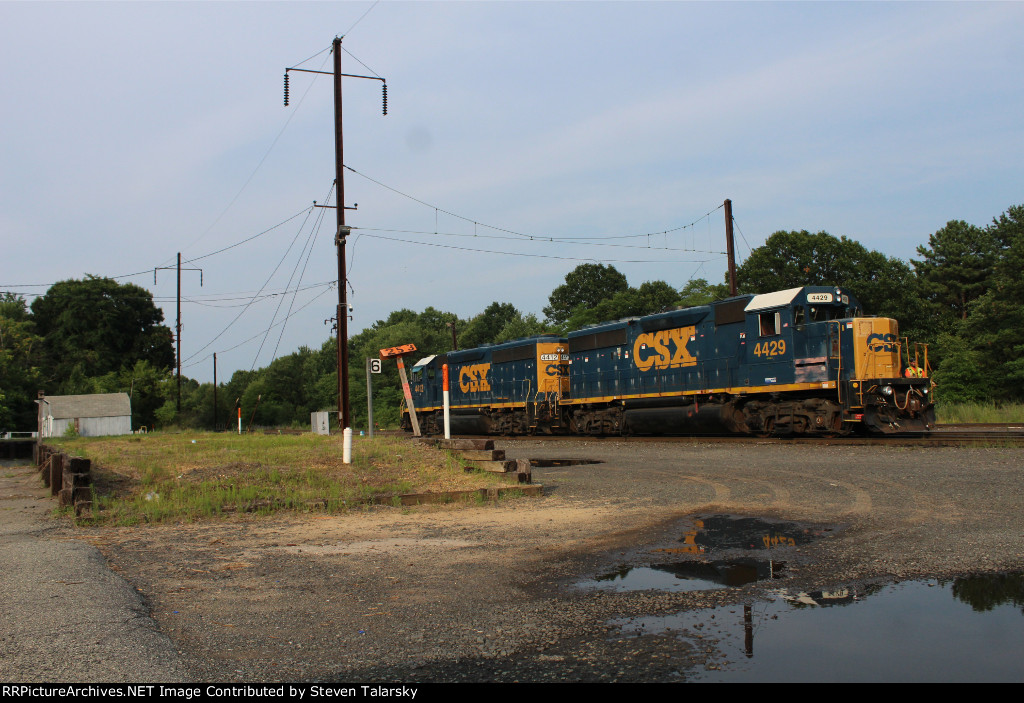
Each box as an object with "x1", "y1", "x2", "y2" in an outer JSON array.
[{"x1": 2, "y1": 204, "x2": 1020, "y2": 432}]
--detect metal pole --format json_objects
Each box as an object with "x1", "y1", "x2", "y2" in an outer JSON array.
[
  {"x1": 366, "y1": 357, "x2": 374, "y2": 439},
  {"x1": 724, "y1": 199, "x2": 737, "y2": 296},
  {"x1": 213, "y1": 353, "x2": 217, "y2": 431},
  {"x1": 443, "y1": 364, "x2": 451, "y2": 439},
  {"x1": 176, "y1": 252, "x2": 182, "y2": 412},
  {"x1": 333, "y1": 37, "x2": 352, "y2": 432}
]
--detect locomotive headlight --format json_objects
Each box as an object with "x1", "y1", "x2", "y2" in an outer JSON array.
[{"x1": 881, "y1": 385, "x2": 894, "y2": 396}]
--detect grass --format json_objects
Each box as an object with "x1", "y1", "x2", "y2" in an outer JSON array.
[
  {"x1": 935, "y1": 402, "x2": 1024, "y2": 424},
  {"x1": 48, "y1": 432, "x2": 520, "y2": 525}
]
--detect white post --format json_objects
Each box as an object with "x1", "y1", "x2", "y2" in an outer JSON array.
[
  {"x1": 443, "y1": 363, "x2": 451, "y2": 439},
  {"x1": 237, "y1": 406, "x2": 241, "y2": 435},
  {"x1": 343, "y1": 427, "x2": 353, "y2": 464}
]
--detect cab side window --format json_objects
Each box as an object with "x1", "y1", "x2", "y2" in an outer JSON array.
[
  {"x1": 793, "y1": 305, "x2": 805, "y2": 327},
  {"x1": 759, "y1": 311, "x2": 780, "y2": 337}
]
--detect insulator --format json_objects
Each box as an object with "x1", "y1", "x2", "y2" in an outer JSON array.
[
  {"x1": 382, "y1": 83, "x2": 388, "y2": 115},
  {"x1": 283, "y1": 72, "x2": 290, "y2": 107}
]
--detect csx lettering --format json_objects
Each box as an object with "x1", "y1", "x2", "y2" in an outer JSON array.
[
  {"x1": 545, "y1": 364, "x2": 569, "y2": 377},
  {"x1": 459, "y1": 363, "x2": 491, "y2": 393},
  {"x1": 866, "y1": 332, "x2": 898, "y2": 352},
  {"x1": 633, "y1": 326, "x2": 697, "y2": 372}
]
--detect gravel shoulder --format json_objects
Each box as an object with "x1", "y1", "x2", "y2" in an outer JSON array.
[{"x1": 3, "y1": 440, "x2": 1022, "y2": 682}]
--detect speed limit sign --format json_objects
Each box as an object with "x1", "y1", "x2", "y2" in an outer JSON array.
[{"x1": 369, "y1": 358, "x2": 382, "y2": 374}]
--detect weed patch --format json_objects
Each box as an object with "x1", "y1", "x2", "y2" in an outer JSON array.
[{"x1": 49, "y1": 433, "x2": 521, "y2": 524}]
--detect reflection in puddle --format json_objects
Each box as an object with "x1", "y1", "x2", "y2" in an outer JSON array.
[
  {"x1": 582, "y1": 558, "x2": 787, "y2": 592},
  {"x1": 662, "y1": 514, "x2": 833, "y2": 555},
  {"x1": 580, "y1": 514, "x2": 828, "y2": 593},
  {"x1": 613, "y1": 573, "x2": 1024, "y2": 682}
]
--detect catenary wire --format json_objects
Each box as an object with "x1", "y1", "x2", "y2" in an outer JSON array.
[
  {"x1": 358, "y1": 232, "x2": 721, "y2": 265},
  {"x1": 344, "y1": 164, "x2": 725, "y2": 243}
]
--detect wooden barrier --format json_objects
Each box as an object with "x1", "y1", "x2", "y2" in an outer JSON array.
[{"x1": 37, "y1": 444, "x2": 93, "y2": 517}]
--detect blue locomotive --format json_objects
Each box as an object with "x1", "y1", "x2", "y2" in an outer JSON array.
[
  {"x1": 405, "y1": 335, "x2": 569, "y2": 436},
  {"x1": 403, "y1": 285, "x2": 934, "y2": 436}
]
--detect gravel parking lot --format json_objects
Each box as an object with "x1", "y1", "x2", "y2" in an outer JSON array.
[{"x1": 3, "y1": 439, "x2": 1022, "y2": 682}]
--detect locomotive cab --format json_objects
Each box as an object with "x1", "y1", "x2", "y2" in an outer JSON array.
[
  {"x1": 778, "y1": 286, "x2": 933, "y2": 433},
  {"x1": 740, "y1": 286, "x2": 934, "y2": 434}
]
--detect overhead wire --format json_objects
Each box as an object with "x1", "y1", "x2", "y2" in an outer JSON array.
[
  {"x1": 344, "y1": 164, "x2": 725, "y2": 244},
  {"x1": 250, "y1": 182, "x2": 335, "y2": 370},
  {"x1": 356, "y1": 232, "x2": 720, "y2": 266},
  {"x1": 340, "y1": 0, "x2": 382, "y2": 38},
  {"x1": 0, "y1": 204, "x2": 315, "y2": 293},
  {"x1": 182, "y1": 284, "x2": 336, "y2": 369},
  {"x1": 181, "y1": 203, "x2": 318, "y2": 365},
  {"x1": 352, "y1": 226, "x2": 725, "y2": 254},
  {"x1": 156, "y1": 50, "x2": 333, "y2": 269}
]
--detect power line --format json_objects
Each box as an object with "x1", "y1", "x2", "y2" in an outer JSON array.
[
  {"x1": 344, "y1": 163, "x2": 725, "y2": 243},
  {"x1": 352, "y1": 226, "x2": 725, "y2": 254},
  {"x1": 357, "y1": 232, "x2": 721, "y2": 265},
  {"x1": 182, "y1": 284, "x2": 336, "y2": 370},
  {"x1": 251, "y1": 183, "x2": 335, "y2": 371},
  {"x1": 159, "y1": 51, "x2": 333, "y2": 266},
  {"x1": 340, "y1": 0, "x2": 381, "y2": 38},
  {"x1": 181, "y1": 204, "x2": 319, "y2": 365},
  {"x1": 0, "y1": 205, "x2": 314, "y2": 292}
]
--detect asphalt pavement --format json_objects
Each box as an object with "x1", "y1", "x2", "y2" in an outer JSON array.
[{"x1": 0, "y1": 460, "x2": 187, "y2": 683}]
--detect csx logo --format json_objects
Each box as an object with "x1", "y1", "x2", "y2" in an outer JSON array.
[
  {"x1": 633, "y1": 326, "x2": 697, "y2": 372},
  {"x1": 459, "y1": 363, "x2": 491, "y2": 393},
  {"x1": 544, "y1": 364, "x2": 569, "y2": 377},
  {"x1": 867, "y1": 332, "x2": 898, "y2": 353}
]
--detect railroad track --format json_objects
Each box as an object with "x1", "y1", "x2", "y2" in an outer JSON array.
[{"x1": 394, "y1": 424, "x2": 1024, "y2": 448}]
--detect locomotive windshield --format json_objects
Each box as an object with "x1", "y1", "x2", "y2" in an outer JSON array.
[{"x1": 795, "y1": 303, "x2": 862, "y2": 324}]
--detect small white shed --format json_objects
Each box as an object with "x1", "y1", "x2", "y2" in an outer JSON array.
[{"x1": 38, "y1": 393, "x2": 132, "y2": 438}]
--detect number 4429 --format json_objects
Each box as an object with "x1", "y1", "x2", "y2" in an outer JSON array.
[{"x1": 754, "y1": 340, "x2": 786, "y2": 357}]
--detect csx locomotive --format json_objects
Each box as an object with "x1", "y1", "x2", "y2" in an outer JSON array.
[{"x1": 402, "y1": 285, "x2": 934, "y2": 436}]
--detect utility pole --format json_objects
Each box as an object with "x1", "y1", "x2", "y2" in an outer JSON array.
[
  {"x1": 155, "y1": 254, "x2": 202, "y2": 413},
  {"x1": 333, "y1": 36, "x2": 351, "y2": 432},
  {"x1": 724, "y1": 199, "x2": 737, "y2": 296},
  {"x1": 177, "y1": 252, "x2": 181, "y2": 411},
  {"x1": 285, "y1": 38, "x2": 387, "y2": 432},
  {"x1": 213, "y1": 353, "x2": 217, "y2": 431}
]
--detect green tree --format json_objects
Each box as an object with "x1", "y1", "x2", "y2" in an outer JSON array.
[
  {"x1": 30, "y1": 276, "x2": 174, "y2": 392},
  {"x1": 0, "y1": 294, "x2": 44, "y2": 430},
  {"x1": 492, "y1": 313, "x2": 550, "y2": 344},
  {"x1": 543, "y1": 263, "x2": 629, "y2": 328},
  {"x1": 86, "y1": 359, "x2": 174, "y2": 431},
  {"x1": 458, "y1": 302, "x2": 519, "y2": 348},
  {"x1": 565, "y1": 280, "x2": 681, "y2": 329},
  {"x1": 964, "y1": 205, "x2": 1024, "y2": 399},
  {"x1": 929, "y1": 334, "x2": 994, "y2": 404},
  {"x1": 346, "y1": 307, "x2": 463, "y2": 431},
  {"x1": 736, "y1": 230, "x2": 923, "y2": 335},
  {"x1": 678, "y1": 278, "x2": 729, "y2": 307},
  {"x1": 912, "y1": 220, "x2": 997, "y2": 333}
]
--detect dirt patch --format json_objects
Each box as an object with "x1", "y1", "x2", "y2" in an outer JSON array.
[{"x1": 46, "y1": 439, "x2": 1024, "y2": 681}]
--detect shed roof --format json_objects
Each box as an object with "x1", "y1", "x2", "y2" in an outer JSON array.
[{"x1": 40, "y1": 393, "x2": 132, "y2": 419}]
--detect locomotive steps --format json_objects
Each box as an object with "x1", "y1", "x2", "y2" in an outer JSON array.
[{"x1": 413, "y1": 437, "x2": 540, "y2": 491}]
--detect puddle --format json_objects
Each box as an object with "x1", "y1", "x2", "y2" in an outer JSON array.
[
  {"x1": 661, "y1": 514, "x2": 833, "y2": 554},
  {"x1": 528, "y1": 458, "x2": 603, "y2": 467},
  {"x1": 612, "y1": 573, "x2": 1024, "y2": 682},
  {"x1": 580, "y1": 514, "x2": 832, "y2": 593},
  {"x1": 581, "y1": 558, "x2": 788, "y2": 592}
]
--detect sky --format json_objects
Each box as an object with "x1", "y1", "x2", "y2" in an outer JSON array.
[{"x1": 2, "y1": 1, "x2": 1022, "y2": 384}]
